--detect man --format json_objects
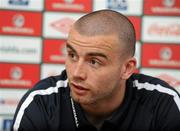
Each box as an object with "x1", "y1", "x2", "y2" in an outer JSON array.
[{"x1": 11, "y1": 9, "x2": 180, "y2": 131}]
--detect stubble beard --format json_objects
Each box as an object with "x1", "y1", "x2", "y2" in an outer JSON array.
[{"x1": 70, "y1": 87, "x2": 115, "y2": 106}]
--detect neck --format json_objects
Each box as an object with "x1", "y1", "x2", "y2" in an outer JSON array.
[{"x1": 81, "y1": 80, "x2": 126, "y2": 123}]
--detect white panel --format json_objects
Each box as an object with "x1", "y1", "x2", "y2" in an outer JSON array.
[
  {"x1": 41, "y1": 64, "x2": 65, "y2": 79},
  {"x1": 0, "y1": 88, "x2": 27, "y2": 114},
  {"x1": 0, "y1": 0, "x2": 44, "y2": 11},
  {"x1": 93, "y1": 0, "x2": 143, "y2": 16},
  {"x1": 0, "y1": 36, "x2": 42, "y2": 63},
  {"x1": 142, "y1": 16, "x2": 180, "y2": 43},
  {"x1": 43, "y1": 12, "x2": 85, "y2": 39}
]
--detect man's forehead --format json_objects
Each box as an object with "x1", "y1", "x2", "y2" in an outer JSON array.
[
  {"x1": 68, "y1": 28, "x2": 119, "y2": 45},
  {"x1": 66, "y1": 41, "x2": 112, "y2": 53},
  {"x1": 67, "y1": 27, "x2": 122, "y2": 53}
]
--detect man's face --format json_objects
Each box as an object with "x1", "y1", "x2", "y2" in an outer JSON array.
[{"x1": 65, "y1": 28, "x2": 125, "y2": 105}]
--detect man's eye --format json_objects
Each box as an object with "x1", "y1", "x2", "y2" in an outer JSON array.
[
  {"x1": 89, "y1": 59, "x2": 101, "y2": 68},
  {"x1": 90, "y1": 59, "x2": 97, "y2": 65},
  {"x1": 68, "y1": 52, "x2": 77, "y2": 61},
  {"x1": 69, "y1": 53, "x2": 75, "y2": 58}
]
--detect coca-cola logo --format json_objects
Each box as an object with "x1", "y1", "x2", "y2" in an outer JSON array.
[{"x1": 148, "y1": 23, "x2": 180, "y2": 36}]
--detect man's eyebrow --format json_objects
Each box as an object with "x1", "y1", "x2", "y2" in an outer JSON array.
[
  {"x1": 66, "y1": 43, "x2": 77, "y2": 53},
  {"x1": 87, "y1": 52, "x2": 108, "y2": 60}
]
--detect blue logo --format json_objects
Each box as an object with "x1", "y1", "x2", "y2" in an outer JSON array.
[
  {"x1": 107, "y1": 0, "x2": 128, "y2": 10},
  {"x1": 3, "y1": 119, "x2": 13, "y2": 131},
  {"x1": 9, "y1": 0, "x2": 29, "y2": 5}
]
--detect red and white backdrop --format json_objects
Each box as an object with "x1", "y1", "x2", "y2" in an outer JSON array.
[{"x1": 0, "y1": 0, "x2": 179, "y2": 130}]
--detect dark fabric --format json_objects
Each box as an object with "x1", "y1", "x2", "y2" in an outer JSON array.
[{"x1": 11, "y1": 70, "x2": 180, "y2": 131}]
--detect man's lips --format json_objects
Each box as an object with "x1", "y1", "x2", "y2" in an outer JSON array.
[{"x1": 71, "y1": 83, "x2": 89, "y2": 95}]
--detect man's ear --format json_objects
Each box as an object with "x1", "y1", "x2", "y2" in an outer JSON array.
[{"x1": 121, "y1": 57, "x2": 137, "y2": 80}]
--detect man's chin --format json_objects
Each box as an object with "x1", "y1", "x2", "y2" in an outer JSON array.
[{"x1": 71, "y1": 95, "x2": 91, "y2": 105}]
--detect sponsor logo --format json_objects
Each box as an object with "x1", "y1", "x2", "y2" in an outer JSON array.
[
  {"x1": 0, "y1": 0, "x2": 43, "y2": 11},
  {"x1": 142, "y1": 16, "x2": 180, "y2": 42},
  {"x1": 149, "y1": 48, "x2": 179, "y2": 67},
  {"x1": 43, "y1": 12, "x2": 83, "y2": 38},
  {"x1": 0, "y1": 77, "x2": 32, "y2": 87},
  {"x1": 142, "y1": 44, "x2": 180, "y2": 68},
  {"x1": 0, "y1": 45, "x2": 37, "y2": 55},
  {"x1": 144, "y1": 0, "x2": 180, "y2": 15},
  {"x1": 52, "y1": 0, "x2": 84, "y2": 11},
  {"x1": 0, "y1": 64, "x2": 40, "y2": 88},
  {"x1": 148, "y1": 23, "x2": 180, "y2": 37},
  {"x1": 152, "y1": 5, "x2": 180, "y2": 14},
  {"x1": 0, "y1": 97, "x2": 19, "y2": 106},
  {"x1": 9, "y1": 0, "x2": 29, "y2": 5},
  {"x1": 0, "y1": 11, "x2": 42, "y2": 36},
  {"x1": 107, "y1": 0, "x2": 128, "y2": 10},
  {"x1": 93, "y1": 0, "x2": 143, "y2": 16},
  {"x1": 3, "y1": 119, "x2": 13, "y2": 131},
  {"x1": 0, "y1": 89, "x2": 27, "y2": 114},
  {"x1": 2, "y1": 13, "x2": 34, "y2": 34},
  {"x1": 50, "y1": 17, "x2": 75, "y2": 34},
  {"x1": 46, "y1": 0, "x2": 92, "y2": 12},
  {"x1": 0, "y1": 36, "x2": 42, "y2": 63},
  {"x1": 0, "y1": 66, "x2": 32, "y2": 87},
  {"x1": 148, "y1": 60, "x2": 180, "y2": 67}
]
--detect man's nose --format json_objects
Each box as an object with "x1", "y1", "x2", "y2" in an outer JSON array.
[{"x1": 72, "y1": 60, "x2": 87, "y2": 81}]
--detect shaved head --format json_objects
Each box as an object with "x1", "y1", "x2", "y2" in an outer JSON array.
[{"x1": 73, "y1": 9, "x2": 136, "y2": 57}]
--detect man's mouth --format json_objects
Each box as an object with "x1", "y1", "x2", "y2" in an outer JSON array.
[{"x1": 71, "y1": 83, "x2": 89, "y2": 95}]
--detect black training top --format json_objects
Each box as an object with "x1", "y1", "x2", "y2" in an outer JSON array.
[{"x1": 11, "y1": 70, "x2": 180, "y2": 131}]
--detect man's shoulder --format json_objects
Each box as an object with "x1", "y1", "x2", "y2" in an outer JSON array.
[
  {"x1": 129, "y1": 73, "x2": 180, "y2": 111},
  {"x1": 131, "y1": 73, "x2": 177, "y2": 91},
  {"x1": 130, "y1": 73, "x2": 180, "y2": 95},
  {"x1": 12, "y1": 70, "x2": 72, "y2": 131},
  {"x1": 21, "y1": 70, "x2": 69, "y2": 103}
]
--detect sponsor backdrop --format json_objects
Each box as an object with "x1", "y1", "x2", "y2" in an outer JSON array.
[{"x1": 0, "y1": 0, "x2": 179, "y2": 130}]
